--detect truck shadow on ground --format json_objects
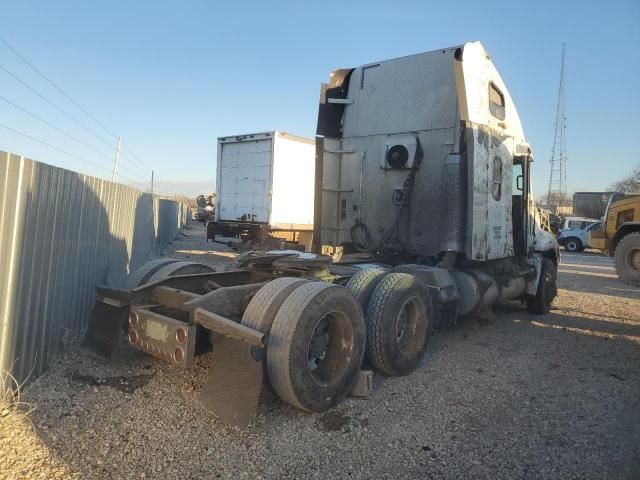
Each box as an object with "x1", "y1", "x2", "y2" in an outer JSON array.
[
  {"x1": 493, "y1": 303, "x2": 640, "y2": 341},
  {"x1": 557, "y1": 269, "x2": 640, "y2": 301}
]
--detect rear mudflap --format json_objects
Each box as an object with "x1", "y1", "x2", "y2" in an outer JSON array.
[
  {"x1": 199, "y1": 336, "x2": 264, "y2": 429},
  {"x1": 83, "y1": 301, "x2": 128, "y2": 359}
]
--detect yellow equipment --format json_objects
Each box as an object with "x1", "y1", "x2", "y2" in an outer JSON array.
[{"x1": 589, "y1": 194, "x2": 640, "y2": 286}]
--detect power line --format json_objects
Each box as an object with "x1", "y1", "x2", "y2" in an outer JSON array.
[
  {"x1": 0, "y1": 36, "x2": 153, "y2": 174},
  {"x1": 0, "y1": 96, "x2": 147, "y2": 182},
  {"x1": 116, "y1": 157, "x2": 146, "y2": 182},
  {"x1": 0, "y1": 95, "x2": 112, "y2": 160},
  {"x1": 0, "y1": 35, "x2": 120, "y2": 141},
  {"x1": 0, "y1": 62, "x2": 115, "y2": 150},
  {"x1": 121, "y1": 143, "x2": 153, "y2": 172},
  {"x1": 119, "y1": 149, "x2": 151, "y2": 174},
  {"x1": 152, "y1": 174, "x2": 179, "y2": 197},
  {"x1": 0, "y1": 122, "x2": 141, "y2": 186},
  {"x1": 0, "y1": 61, "x2": 151, "y2": 179}
]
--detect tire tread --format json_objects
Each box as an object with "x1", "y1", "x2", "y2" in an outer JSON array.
[
  {"x1": 267, "y1": 282, "x2": 333, "y2": 410},
  {"x1": 242, "y1": 277, "x2": 307, "y2": 333},
  {"x1": 615, "y1": 232, "x2": 640, "y2": 287},
  {"x1": 345, "y1": 268, "x2": 387, "y2": 310},
  {"x1": 365, "y1": 272, "x2": 429, "y2": 376}
]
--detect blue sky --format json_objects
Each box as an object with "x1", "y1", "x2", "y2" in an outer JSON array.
[{"x1": 0, "y1": 0, "x2": 638, "y2": 198}]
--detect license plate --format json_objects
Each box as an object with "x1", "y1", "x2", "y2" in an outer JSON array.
[{"x1": 146, "y1": 319, "x2": 168, "y2": 341}]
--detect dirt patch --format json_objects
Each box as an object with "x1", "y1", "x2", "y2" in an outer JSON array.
[
  {"x1": 316, "y1": 411, "x2": 352, "y2": 432},
  {"x1": 68, "y1": 370, "x2": 151, "y2": 394}
]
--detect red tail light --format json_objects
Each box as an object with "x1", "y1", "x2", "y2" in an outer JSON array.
[
  {"x1": 174, "y1": 347, "x2": 184, "y2": 363},
  {"x1": 175, "y1": 327, "x2": 187, "y2": 344}
]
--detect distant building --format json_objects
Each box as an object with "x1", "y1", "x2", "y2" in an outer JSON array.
[{"x1": 573, "y1": 192, "x2": 615, "y2": 219}]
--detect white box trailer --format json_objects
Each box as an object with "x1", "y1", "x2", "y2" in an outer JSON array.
[{"x1": 213, "y1": 131, "x2": 315, "y2": 243}]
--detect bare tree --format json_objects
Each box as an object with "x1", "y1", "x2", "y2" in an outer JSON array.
[
  {"x1": 611, "y1": 165, "x2": 640, "y2": 193},
  {"x1": 544, "y1": 191, "x2": 572, "y2": 214}
]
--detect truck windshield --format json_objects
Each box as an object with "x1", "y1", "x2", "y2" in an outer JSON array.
[{"x1": 587, "y1": 222, "x2": 602, "y2": 231}]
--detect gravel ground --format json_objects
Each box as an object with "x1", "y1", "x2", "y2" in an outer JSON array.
[{"x1": 2, "y1": 223, "x2": 639, "y2": 479}]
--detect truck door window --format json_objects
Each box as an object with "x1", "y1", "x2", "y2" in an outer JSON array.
[
  {"x1": 511, "y1": 160, "x2": 525, "y2": 254},
  {"x1": 512, "y1": 163, "x2": 523, "y2": 196},
  {"x1": 489, "y1": 83, "x2": 505, "y2": 120},
  {"x1": 492, "y1": 157, "x2": 502, "y2": 201},
  {"x1": 616, "y1": 209, "x2": 634, "y2": 228}
]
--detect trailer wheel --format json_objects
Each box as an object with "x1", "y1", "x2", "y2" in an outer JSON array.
[
  {"x1": 614, "y1": 232, "x2": 640, "y2": 287},
  {"x1": 145, "y1": 261, "x2": 214, "y2": 284},
  {"x1": 366, "y1": 273, "x2": 431, "y2": 376},
  {"x1": 126, "y1": 258, "x2": 181, "y2": 288},
  {"x1": 242, "y1": 277, "x2": 308, "y2": 334},
  {"x1": 267, "y1": 282, "x2": 366, "y2": 412},
  {"x1": 242, "y1": 277, "x2": 308, "y2": 395},
  {"x1": 345, "y1": 268, "x2": 388, "y2": 311},
  {"x1": 526, "y1": 258, "x2": 557, "y2": 314}
]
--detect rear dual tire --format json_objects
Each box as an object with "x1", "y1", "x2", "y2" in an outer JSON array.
[
  {"x1": 364, "y1": 273, "x2": 431, "y2": 377},
  {"x1": 242, "y1": 277, "x2": 308, "y2": 334},
  {"x1": 345, "y1": 268, "x2": 388, "y2": 311},
  {"x1": 244, "y1": 272, "x2": 431, "y2": 411},
  {"x1": 266, "y1": 282, "x2": 366, "y2": 412},
  {"x1": 241, "y1": 277, "x2": 309, "y2": 396}
]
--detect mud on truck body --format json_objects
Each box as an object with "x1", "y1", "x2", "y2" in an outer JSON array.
[{"x1": 84, "y1": 42, "x2": 559, "y2": 428}]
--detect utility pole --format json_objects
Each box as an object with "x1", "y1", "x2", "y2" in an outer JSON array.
[
  {"x1": 112, "y1": 136, "x2": 122, "y2": 183},
  {"x1": 546, "y1": 44, "x2": 568, "y2": 214},
  {"x1": 151, "y1": 169, "x2": 156, "y2": 252}
]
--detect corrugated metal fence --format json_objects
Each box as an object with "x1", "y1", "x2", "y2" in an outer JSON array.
[{"x1": 0, "y1": 150, "x2": 190, "y2": 384}]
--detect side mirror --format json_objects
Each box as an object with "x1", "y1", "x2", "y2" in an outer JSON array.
[{"x1": 516, "y1": 175, "x2": 524, "y2": 191}]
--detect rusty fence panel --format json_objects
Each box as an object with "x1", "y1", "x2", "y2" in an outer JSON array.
[{"x1": 0, "y1": 151, "x2": 190, "y2": 384}]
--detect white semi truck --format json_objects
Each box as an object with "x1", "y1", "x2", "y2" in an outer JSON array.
[{"x1": 85, "y1": 42, "x2": 559, "y2": 428}]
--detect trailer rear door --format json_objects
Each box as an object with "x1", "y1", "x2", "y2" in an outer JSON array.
[{"x1": 218, "y1": 139, "x2": 272, "y2": 223}]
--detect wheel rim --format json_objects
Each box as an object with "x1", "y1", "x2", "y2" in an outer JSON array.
[
  {"x1": 629, "y1": 248, "x2": 640, "y2": 271},
  {"x1": 394, "y1": 296, "x2": 425, "y2": 356},
  {"x1": 567, "y1": 241, "x2": 576, "y2": 251},
  {"x1": 306, "y1": 310, "x2": 354, "y2": 386}
]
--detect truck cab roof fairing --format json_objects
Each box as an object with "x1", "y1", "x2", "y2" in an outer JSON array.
[{"x1": 453, "y1": 42, "x2": 526, "y2": 146}]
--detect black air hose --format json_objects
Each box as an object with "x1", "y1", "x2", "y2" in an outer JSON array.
[{"x1": 377, "y1": 136, "x2": 424, "y2": 255}]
